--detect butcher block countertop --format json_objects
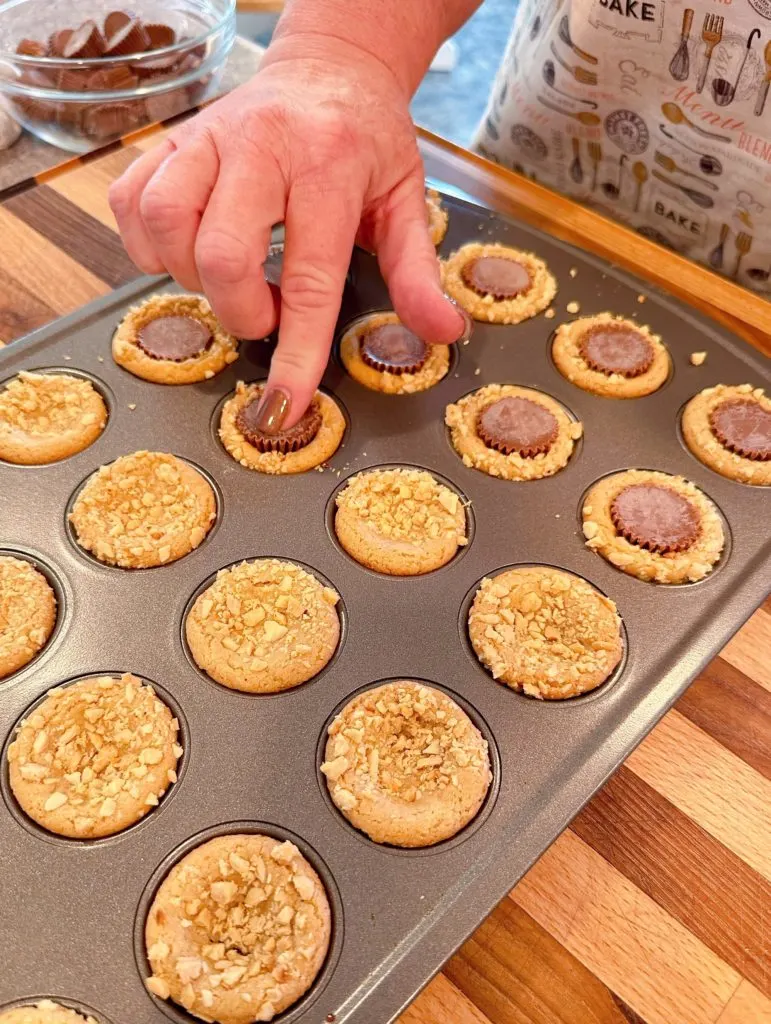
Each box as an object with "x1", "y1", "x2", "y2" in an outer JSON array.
[{"x1": 0, "y1": 124, "x2": 769, "y2": 1024}]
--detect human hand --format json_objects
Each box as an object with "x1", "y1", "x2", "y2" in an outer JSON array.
[{"x1": 108, "y1": 33, "x2": 466, "y2": 428}]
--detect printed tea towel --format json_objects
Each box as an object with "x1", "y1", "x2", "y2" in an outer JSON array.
[{"x1": 474, "y1": 0, "x2": 771, "y2": 292}]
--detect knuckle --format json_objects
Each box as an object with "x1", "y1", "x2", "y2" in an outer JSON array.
[
  {"x1": 139, "y1": 185, "x2": 186, "y2": 236},
  {"x1": 108, "y1": 178, "x2": 134, "y2": 219},
  {"x1": 195, "y1": 232, "x2": 251, "y2": 285},
  {"x1": 280, "y1": 263, "x2": 338, "y2": 314}
]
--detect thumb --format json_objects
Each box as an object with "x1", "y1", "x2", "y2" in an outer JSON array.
[{"x1": 375, "y1": 174, "x2": 469, "y2": 345}]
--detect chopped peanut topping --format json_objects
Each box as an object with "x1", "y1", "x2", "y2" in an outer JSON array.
[{"x1": 7, "y1": 673, "x2": 181, "y2": 838}]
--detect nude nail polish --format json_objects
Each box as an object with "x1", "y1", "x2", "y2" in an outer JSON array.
[{"x1": 255, "y1": 388, "x2": 290, "y2": 434}]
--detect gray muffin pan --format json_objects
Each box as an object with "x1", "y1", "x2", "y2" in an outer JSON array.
[{"x1": 1, "y1": 189, "x2": 769, "y2": 1024}]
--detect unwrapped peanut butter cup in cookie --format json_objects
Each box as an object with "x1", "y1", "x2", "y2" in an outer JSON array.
[
  {"x1": 360, "y1": 323, "x2": 428, "y2": 374},
  {"x1": 237, "y1": 391, "x2": 322, "y2": 453},
  {"x1": 477, "y1": 396, "x2": 558, "y2": 456},
  {"x1": 136, "y1": 315, "x2": 212, "y2": 362},
  {"x1": 461, "y1": 256, "x2": 531, "y2": 299},
  {"x1": 709, "y1": 398, "x2": 771, "y2": 461},
  {"x1": 579, "y1": 323, "x2": 654, "y2": 378},
  {"x1": 610, "y1": 484, "x2": 700, "y2": 554}
]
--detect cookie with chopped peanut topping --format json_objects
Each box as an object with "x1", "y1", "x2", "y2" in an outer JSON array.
[
  {"x1": 69, "y1": 450, "x2": 216, "y2": 568},
  {"x1": 144, "y1": 833, "x2": 331, "y2": 1024},
  {"x1": 334, "y1": 467, "x2": 468, "y2": 575},
  {"x1": 0, "y1": 371, "x2": 107, "y2": 465},
  {"x1": 185, "y1": 559, "x2": 341, "y2": 693},
  {"x1": 0, "y1": 1000, "x2": 98, "y2": 1024},
  {"x1": 0, "y1": 555, "x2": 57, "y2": 680},
  {"x1": 469, "y1": 567, "x2": 623, "y2": 699},
  {"x1": 322, "y1": 681, "x2": 491, "y2": 847},
  {"x1": 7, "y1": 673, "x2": 181, "y2": 838}
]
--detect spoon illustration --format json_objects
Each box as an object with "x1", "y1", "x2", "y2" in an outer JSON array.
[
  {"x1": 569, "y1": 137, "x2": 584, "y2": 184},
  {"x1": 747, "y1": 264, "x2": 771, "y2": 283},
  {"x1": 712, "y1": 28, "x2": 760, "y2": 107},
  {"x1": 632, "y1": 162, "x2": 648, "y2": 212},
  {"x1": 602, "y1": 155, "x2": 628, "y2": 199},
  {"x1": 754, "y1": 40, "x2": 771, "y2": 116},
  {"x1": 658, "y1": 125, "x2": 723, "y2": 174},
  {"x1": 558, "y1": 16, "x2": 598, "y2": 65},
  {"x1": 537, "y1": 96, "x2": 601, "y2": 124},
  {"x1": 708, "y1": 223, "x2": 729, "y2": 271},
  {"x1": 669, "y1": 9, "x2": 694, "y2": 82},
  {"x1": 661, "y1": 103, "x2": 731, "y2": 143},
  {"x1": 654, "y1": 151, "x2": 719, "y2": 190},
  {"x1": 542, "y1": 61, "x2": 599, "y2": 107},
  {"x1": 549, "y1": 42, "x2": 598, "y2": 85},
  {"x1": 652, "y1": 169, "x2": 715, "y2": 208}
]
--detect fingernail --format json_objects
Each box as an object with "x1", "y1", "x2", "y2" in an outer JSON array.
[
  {"x1": 445, "y1": 294, "x2": 474, "y2": 344},
  {"x1": 255, "y1": 387, "x2": 290, "y2": 434}
]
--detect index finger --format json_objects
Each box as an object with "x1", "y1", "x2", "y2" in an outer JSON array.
[{"x1": 261, "y1": 183, "x2": 362, "y2": 429}]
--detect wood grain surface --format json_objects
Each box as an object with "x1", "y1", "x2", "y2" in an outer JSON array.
[{"x1": 0, "y1": 127, "x2": 768, "y2": 1024}]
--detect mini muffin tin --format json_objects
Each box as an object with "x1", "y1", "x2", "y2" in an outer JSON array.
[{"x1": 1, "y1": 189, "x2": 770, "y2": 1024}]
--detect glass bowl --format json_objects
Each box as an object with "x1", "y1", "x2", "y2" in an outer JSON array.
[{"x1": 0, "y1": 0, "x2": 235, "y2": 152}]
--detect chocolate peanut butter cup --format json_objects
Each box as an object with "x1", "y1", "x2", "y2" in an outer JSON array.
[
  {"x1": 360, "y1": 323, "x2": 428, "y2": 375},
  {"x1": 477, "y1": 396, "x2": 558, "y2": 456},
  {"x1": 709, "y1": 398, "x2": 771, "y2": 461},
  {"x1": 145, "y1": 23, "x2": 177, "y2": 49},
  {"x1": 104, "y1": 10, "x2": 133, "y2": 37},
  {"x1": 580, "y1": 323, "x2": 655, "y2": 378},
  {"x1": 104, "y1": 17, "x2": 150, "y2": 56},
  {"x1": 62, "y1": 20, "x2": 105, "y2": 58},
  {"x1": 136, "y1": 315, "x2": 212, "y2": 361},
  {"x1": 237, "y1": 393, "x2": 323, "y2": 453},
  {"x1": 610, "y1": 484, "x2": 700, "y2": 554},
  {"x1": 461, "y1": 256, "x2": 532, "y2": 299}
]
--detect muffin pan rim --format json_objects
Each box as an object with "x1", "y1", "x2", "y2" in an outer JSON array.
[{"x1": 0, "y1": 188, "x2": 769, "y2": 1024}]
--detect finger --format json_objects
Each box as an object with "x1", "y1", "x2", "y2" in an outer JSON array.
[
  {"x1": 108, "y1": 139, "x2": 175, "y2": 272},
  {"x1": 375, "y1": 175, "x2": 467, "y2": 344},
  {"x1": 262, "y1": 184, "x2": 362, "y2": 429},
  {"x1": 194, "y1": 154, "x2": 286, "y2": 339},
  {"x1": 139, "y1": 133, "x2": 220, "y2": 292}
]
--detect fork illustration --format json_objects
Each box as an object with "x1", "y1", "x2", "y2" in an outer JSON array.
[
  {"x1": 588, "y1": 140, "x2": 603, "y2": 191},
  {"x1": 697, "y1": 13, "x2": 723, "y2": 93},
  {"x1": 734, "y1": 232, "x2": 752, "y2": 279}
]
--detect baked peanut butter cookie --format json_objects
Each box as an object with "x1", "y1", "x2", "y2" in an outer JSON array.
[
  {"x1": 112, "y1": 293, "x2": 239, "y2": 384},
  {"x1": 69, "y1": 450, "x2": 216, "y2": 568},
  {"x1": 321, "y1": 681, "x2": 491, "y2": 846},
  {"x1": 0, "y1": 372, "x2": 107, "y2": 465},
  {"x1": 7, "y1": 673, "x2": 181, "y2": 838},
  {"x1": 220, "y1": 382, "x2": 345, "y2": 473},
  {"x1": 552, "y1": 314, "x2": 670, "y2": 398},
  {"x1": 469, "y1": 567, "x2": 623, "y2": 699},
  {"x1": 0, "y1": 555, "x2": 57, "y2": 679},
  {"x1": 582, "y1": 469, "x2": 724, "y2": 583},
  {"x1": 186, "y1": 559, "x2": 340, "y2": 693},
  {"x1": 0, "y1": 1002, "x2": 98, "y2": 1024},
  {"x1": 442, "y1": 242, "x2": 557, "y2": 324},
  {"x1": 334, "y1": 467, "x2": 468, "y2": 575},
  {"x1": 446, "y1": 384, "x2": 581, "y2": 479},
  {"x1": 426, "y1": 188, "x2": 449, "y2": 246},
  {"x1": 340, "y1": 313, "x2": 451, "y2": 394},
  {"x1": 145, "y1": 834, "x2": 331, "y2": 1024},
  {"x1": 682, "y1": 383, "x2": 771, "y2": 485}
]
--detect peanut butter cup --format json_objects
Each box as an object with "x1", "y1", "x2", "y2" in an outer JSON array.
[
  {"x1": 237, "y1": 392, "x2": 322, "y2": 453},
  {"x1": 579, "y1": 323, "x2": 654, "y2": 378},
  {"x1": 477, "y1": 396, "x2": 558, "y2": 456},
  {"x1": 610, "y1": 484, "x2": 700, "y2": 554},
  {"x1": 136, "y1": 315, "x2": 212, "y2": 362},
  {"x1": 360, "y1": 323, "x2": 428, "y2": 375},
  {"x1": 709, "y1": 398, "x2": 771, "y2": 461},
  {"x1": 461, "y1": 256, "x2": 532, "y2": 299}
]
